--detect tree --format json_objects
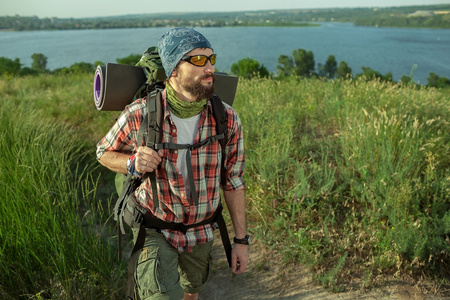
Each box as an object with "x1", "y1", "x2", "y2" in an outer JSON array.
[
  {"x1": 335, "y1": 61, "x2": 352, "y2": 79},
  {"x1": 0, "y1": 57, "x2": 21, "y2": 76},
  {"x1": 437, "y1": 76, "x2": 450, "y2": 88},
  {"x1": 400, "y1": 75, "x2": 412, "y2": 84},
  {"x1": 31, "y1": 53, "x2": 47, "y2": 73},
  {"x1": 231, "y1": 57, "x2": 269, "y2": 79},
  {"x1": 277, "y1": 54, "x2": 295, "y2": 77},
  {"x1": 292, "y1": 48, "x2": 315, "y2": 77},
  {"x1": 427, "y1": 72, "x2": 440, "y2": 87},
  {"x1": 277, "y1": 48, "x2": 315, "y2": 78},
  {"x1": 324, "y1": 55, "x2": 337, "y2": 78},
  {"x1": 427, "y1": 72, "x2": 450, "y2": 88},
  {"x1": 318, "y1": 55, "x2": 337, "y2": 78}
]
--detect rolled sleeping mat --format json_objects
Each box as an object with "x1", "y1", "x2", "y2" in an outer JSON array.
[
  {"x1": 93, "y1": 63, "x2": 238, "y2": 111},
  {"x1": 93, "y1": 63, "x2": 146, "y2": 111},
  {"x1": 213, "y1": 72, "x2": 238, "y2": 107}
]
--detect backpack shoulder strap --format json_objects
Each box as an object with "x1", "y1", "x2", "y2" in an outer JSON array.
[
  {"x1": 210, "y1": 95, "x2": 228, "y2": 187},
  {"x1": 143, "y1": 86, "x2": 164, "y2": 210},
  {"x1": 210, "y1": 95, "x2": 232, "y2": 267},
  {"x1": 145, "y1": 86, "x2": 163, "y2": 148}
]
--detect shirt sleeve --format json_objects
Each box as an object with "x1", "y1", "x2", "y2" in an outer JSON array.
[
  {"x1": 223, "y1": 105, "x2": 246, "y2": 191},
  {"x1": 96, "y1": 101, "x2": 145, "y2": 160}
]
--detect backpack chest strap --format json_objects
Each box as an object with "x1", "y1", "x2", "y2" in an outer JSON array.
[{"x1": 153, "y1": 132, "x2": 225, "y2": 207}]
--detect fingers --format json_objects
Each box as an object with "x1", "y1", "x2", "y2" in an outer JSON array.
[
  {"x1": 231, "y1": 245, "x2": 249, "y2": 274},
  {"x1": 135, "y1": 147, "x2": 163, "y2": 174}
]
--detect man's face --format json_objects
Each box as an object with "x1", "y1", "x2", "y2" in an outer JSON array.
[{"x1": 174, "y1": 48, "x2": 215, "y2": 101}]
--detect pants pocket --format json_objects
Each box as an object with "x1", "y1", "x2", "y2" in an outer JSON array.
[{"x1": 135, "y1": 246, "x2": 163, "y2": 297}]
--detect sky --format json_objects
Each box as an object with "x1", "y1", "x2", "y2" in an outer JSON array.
[{"x1": 1, "y1": 0, "x2": 450, "y2": 19}]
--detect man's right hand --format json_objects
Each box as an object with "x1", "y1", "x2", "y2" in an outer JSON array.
[{"x1": 134, "y1": 146, "x2": 164, "y2": 173}]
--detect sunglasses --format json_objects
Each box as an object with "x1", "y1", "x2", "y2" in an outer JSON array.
[{"x1": 181, "y1": 54, "x2": 217, "y2": 67}]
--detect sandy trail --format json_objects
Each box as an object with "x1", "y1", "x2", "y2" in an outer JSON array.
[{"x1": 199, "y1": 235, "x2": 445, "y2": 300}]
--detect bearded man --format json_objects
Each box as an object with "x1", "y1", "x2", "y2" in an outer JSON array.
[{"x1": 97, "y1": 27, "x2": 249, "y2": 300}]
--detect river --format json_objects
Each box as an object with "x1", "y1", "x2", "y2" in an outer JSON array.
[{"x1": 1, "y1": 23, "x2": 449, "y2": 84}]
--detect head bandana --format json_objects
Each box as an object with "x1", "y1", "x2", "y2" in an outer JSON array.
[{"x1": 158, "y1": 27, "x2": 213, "y2": 78}]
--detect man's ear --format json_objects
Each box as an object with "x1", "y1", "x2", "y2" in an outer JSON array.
[{"x1": 170, "y1": 68, "x2": 178, "y2": 78}]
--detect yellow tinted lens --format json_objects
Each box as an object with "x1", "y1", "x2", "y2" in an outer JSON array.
[
  {"x1": 191, "y1": 55, "x2": 207, "y2": 66},
  {"x1": 210, "y1": 54, "x2": 217, "y2": 65}
]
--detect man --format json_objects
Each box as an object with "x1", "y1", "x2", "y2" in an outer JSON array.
[{"x1": 96, "y1": 27, "x2": 249, "y2": 300}]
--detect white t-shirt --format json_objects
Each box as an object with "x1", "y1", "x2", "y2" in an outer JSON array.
[{"x1": 170, "y1": 112, "x2": 201, "y2": 199}]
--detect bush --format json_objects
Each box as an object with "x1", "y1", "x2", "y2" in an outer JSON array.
[
  {"x1": 231, "y1": 57, "x2": 270, "y2": 79},
  {"x1": 0, "y1": 57, "x2": 21, "y2": 76},
  {"x1": 116, "y1": 54, "x2": 141, "y2": 65}
]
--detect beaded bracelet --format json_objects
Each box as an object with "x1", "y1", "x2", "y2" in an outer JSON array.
[{"x1": 126, "y1": 154, "x2": 142, "y2": 178}]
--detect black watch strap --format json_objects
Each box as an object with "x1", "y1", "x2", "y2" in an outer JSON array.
[{"x1": 233, "y1": 234, "x2": 251, "y2": 245}]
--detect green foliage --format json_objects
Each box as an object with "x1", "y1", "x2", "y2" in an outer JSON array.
[
  {"x1": 2, "y1": 4, "x2": 449, "y2": 31},
  {"x1": 355, "y1": 10, "x2": 450, "y2": 29},
  {"x1": 231, "y1": 57, "x2": 270, "y2": 79},
  {"x1": 277, "y1": 54, "x2": 295, "y2": 77},
  {"x1": 318, "y1": 55, "x2": 337, "y2": 78},
  {"x1": 54, "y1": 62, "x2": 96, "y2": 74},
  {"x1": 335, "y1": 61, "x2": 352, "y2": 79},
  {"x1": 427, "y1": 72, "x2": 450, "y2": 88},
  {"x1": 400, "y1": 74, "x2": 412, "y2": 84},
  {"x1": 69, "y1": 62, "x2": 96, "y2": 73},
  {"x1": 0, "y1": 85, "x2": 124, "y2": 298},
  {"x1": 31, "y1": 53, "x2": 48, "y2": 73},
  {"x1": 293, "y1": 49, "x2": 315, "y2": 77},
  {"x1": 116, "y1": 54, "x2": 141, "y2": 66},
  {"x1": 0, "y1": 74, "x2": 124, "y2": 298},
  {"x1": 235, "y1": 76, "x2": 450, "y2": 292},
  {"x1": 277, "y1": 48, "x2": 315, "y2": 77},
  {"x1": 356, "y1": 66, "x2": 394, "y2": 82},
  {"x1": 0, "y1": 57, "x2": 21, "y2": 76}
]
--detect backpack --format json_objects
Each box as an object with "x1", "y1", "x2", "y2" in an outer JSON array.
[{"x1": 110, "y1": 47, "x2": 233, "y2": 299}]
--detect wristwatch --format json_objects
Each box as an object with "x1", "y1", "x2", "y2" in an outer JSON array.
[{"x1": 233, "y1": 235, "x2": 251, "y2": 245}]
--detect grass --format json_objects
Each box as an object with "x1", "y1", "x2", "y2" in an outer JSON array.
[
  {"x1": 234, "y1": 76, "x2": 449, "y2": 292},
  {"x1": 0, "y1": 73, "x2": 449, "y2": 298},
  {"x1": 0, "y1": 75, "x2": 124, "y2": 299}
]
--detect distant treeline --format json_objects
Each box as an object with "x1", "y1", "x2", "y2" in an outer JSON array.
[
  {"x1": 1, "y1": 4, "x2": 450, "y2": 31},
  {"x1": 2, "y1": 49, "x2": 450, "y2": 89}
]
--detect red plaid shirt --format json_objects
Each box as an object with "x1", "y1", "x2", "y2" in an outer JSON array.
[{"x1": 97, "y1": 90, "x2": 245, "y2": 252}]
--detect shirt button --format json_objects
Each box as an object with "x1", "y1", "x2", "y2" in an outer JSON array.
[
  {"x1": 172, "y1": 129, "x2": 177, "y2": 133},
  {"x1": 174, "y1": 150, "x2": 178, "y2": 154},
  {"x1": 181, "y1": 193, "x2": 185, "y2": 198}
]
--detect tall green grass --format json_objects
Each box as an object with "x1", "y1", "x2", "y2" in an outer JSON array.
[
  {"x1": 0, "y1": 75, "x2": 124, "y2": 299},
  {"x1": 1, "y1": 73, "x2": 449, "y2": 296},
  {"x1": 234, "y1": 76, "x2": 449, "y2": 291}
]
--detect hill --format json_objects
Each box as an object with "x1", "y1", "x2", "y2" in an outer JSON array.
[{"x1": 1, "y1": 4, "x2": 450, "y2": 30}]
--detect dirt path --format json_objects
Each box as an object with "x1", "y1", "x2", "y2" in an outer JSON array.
[{"x1": 200, "y1": 236, "x2": 446, "y2": 300}]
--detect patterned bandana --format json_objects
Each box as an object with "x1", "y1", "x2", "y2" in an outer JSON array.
[
  {"x1": 158, "y1": 27, "x2": 213, "y2": 78},
  {"x1": 165, "y1": 83, "x2": 206, "y2": 119}
]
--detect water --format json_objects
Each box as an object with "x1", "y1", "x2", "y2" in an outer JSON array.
[{"x1": 1, "y1": 23, "x2": 449, "y2": 84}]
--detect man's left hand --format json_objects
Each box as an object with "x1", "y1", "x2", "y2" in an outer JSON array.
[{"x1": 231, "y1": 243, "x2": 249, "y2": 274}]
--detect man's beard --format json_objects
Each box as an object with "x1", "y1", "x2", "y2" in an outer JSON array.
[{"x1": 179, "y1": 72, "x2": 215, "y2": 100}]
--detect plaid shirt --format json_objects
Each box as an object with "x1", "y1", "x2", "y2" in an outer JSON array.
[{"x1": 97, "y1": 90, "x2": 245, "y2": 252}]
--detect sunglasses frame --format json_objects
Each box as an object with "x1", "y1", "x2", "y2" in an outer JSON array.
[{"x1": 181, "y1": 54, "x2": 217, "y2": 67}]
